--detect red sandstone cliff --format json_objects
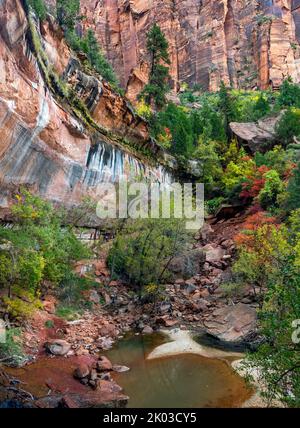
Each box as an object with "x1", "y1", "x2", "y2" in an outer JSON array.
[
  {"x1": 77, "y1": 0, "x2": 300, "y2": 102},
  {"x1": 1, "y1": 0, "x2": 300, "y2": 213},
  {"x1": 0, "y1": 0, "x2": 171, "y2": 214}
]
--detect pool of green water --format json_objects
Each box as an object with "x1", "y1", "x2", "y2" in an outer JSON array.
[{"x1": 105, "y1": 333, "x2": 252, "y2": 408}]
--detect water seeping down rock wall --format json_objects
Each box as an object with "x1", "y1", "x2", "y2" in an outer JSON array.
[{"x1": 0, "y1": 0, "x2": 172, "y2": 215}]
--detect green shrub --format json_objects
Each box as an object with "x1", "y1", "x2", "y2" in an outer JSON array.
[
  {"x1": 194, "y1": 139, "x2": 223, "y2": 194},
  {"x1": 205, "y1": 197, "x2": 225, "y2": 215},
  {"x1": 66, "y1": 28, "x2": 119, "y2": 87},
  {"x1": 2, "y1": 287, "x2": 43, "y2": 320},
  {"x1": 0, "y1": 328, "x2": 26, "y2": 367},
  {"x1": 55, "y1": 274, "x2": 98, "y2": 320},
  {"x1": 254, "y1": 145, "x2": 295, "y2": 177},
  {"x1": 276, "y1": 108, "x2": 300, "y2": 146},
  {"x1": 222, "y1": 152, "x2": 256, "y2": 194},
  {"x1": 150, "y1": 103, "x2": 194, "y2": 157},
  {"x1": 45, "y1": 320, "x2": 54, "y2": 329},
  {"x1": 55, "y1": 304, "x2": 83, "y2": 321},
  {"x1": 56, "y1": 0, "x2": 80, "y2": 30},
  {"x1": 108, "y1": 218, "x2": 190, "y2": 294},
  {"x1": 190, "y1": 102, "x2": 227, "y2": 144},
  {"x1": 258, "y1": 170, "x2": 285, "y2": 210},
  {"x1": 27, "y1": 0, "x2": 47, "y2": 20},
  {"x1": 244, "y1": 259, "x2": 300, "y2": 407},
  {"x1": 0, "y1": 190, "x2": 91, "y2": 320},
  {"x1": 284, "y1": 162, "x2": 300, "y2": 211},
  {"x1": 277, "y1": 78, "x2": 300, "y2": 108},
  {"x1": 81, "y1": 29, "x2": 119, "y2": 86}
]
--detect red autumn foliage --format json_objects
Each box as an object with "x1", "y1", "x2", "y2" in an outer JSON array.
[
  {"x1": 234, "y1": 211, "x2": 277, "y2": 249},
  {"x1": 240, "y1": 165, "x2": 270, "y2": 201}
]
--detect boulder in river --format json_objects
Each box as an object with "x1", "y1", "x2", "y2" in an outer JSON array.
[
  {"x1": 97, "y1": 356, "x2": 113, "y2": 372},
  {"x1": 112, "y1": 365, "x2": 130, "y2": 373},
  {"x1": 203, "y1": 303, "x2": 257, "y2": 344},
  {"x1": 142, "y1": 325, "x2": 153, "y2": 334}
]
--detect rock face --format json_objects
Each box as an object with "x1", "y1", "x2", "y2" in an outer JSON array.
[
  {"x1": 203, "y1": 303, "x2": 257, "y2": 344},
  {"x1": 1, "y1": 0, "x2": 300, "y2": 213},
  {"x1": 0, "y1": 0, "x2": 171, "y2": 216},
  {"x1": 77, "y1": 0, "x2": 300, "y2": 103}
]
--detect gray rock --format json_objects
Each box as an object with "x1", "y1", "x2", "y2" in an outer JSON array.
[
  {"x1": 204, "y1": 246, "x2": 225, "y2": 263},
  {"x1": 186, "y1": 283, "x2": 197, "y2": 294},
  {"x1": 112, "y1": 365, "x2": 130, "y2": 373},
  {"x1": 89, "y1": 290, "x2": 100, "y2": 304},
  {"x1": 44, "y1": 340, "x2": 71, "y2": 356},
  {"x1": 142, "y1": 325, "x2": 154, "y2": 334},
  {"x1": 230, "y1": 113, "x2": 283, "y2": 154},
  {"x1": 159, "y1": 303, "x2": 171, "y2": 314},
  {"x1": 169, "y1": 248, "x2": 205, "y2": 279},
  {"x1": 203, "y1": 303, "x2": 257, "y2": 343}
]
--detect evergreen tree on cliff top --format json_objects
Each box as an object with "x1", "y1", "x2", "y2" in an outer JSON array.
[{"x1": 139, "y1": 24, "x2": 171, "y2": 110}]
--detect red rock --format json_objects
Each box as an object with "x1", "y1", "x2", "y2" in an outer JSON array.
[
  {"x1": 42, "y1": 296, "x2": 57, "y2": 314},
  {"x1": 97, "y1": 356, "x2": 113, "y2": 372},
  {"x1": 80, "y1": 0, "x2": 300, "y2": 100},
  {"x1": 200, "y1": 289, "x2": 210, "y2": 299},
  {"x1": 163, "y1": 318, "x2": 178, "y2": 328},
  {"x1": 61, "y1": 395, "x2": 79, "y2": 408},
  {"x1": 73, "y1": 364, "x2": 90, "y2": 380}
]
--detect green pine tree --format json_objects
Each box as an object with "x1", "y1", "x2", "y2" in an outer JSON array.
[
  {"x1": 139, "y1": 24, "x2": 171, "y2": 109},
  {"x1": 219, "y1": 81, "x2": 233, "y2": 132},
  {"x1": 56, "y1": 0, "x2": 80, "y2": 30},
  {"x1": 82, "y1": 29, "x2": 118, "y2": 86}
]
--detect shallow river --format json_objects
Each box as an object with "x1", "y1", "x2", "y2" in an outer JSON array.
[
  {"x1": 6, "y1": 332, "x2": 252, "y2": 408},
  {"x1": 105, "y1": 333, "x2": 251, "y2": 408}
]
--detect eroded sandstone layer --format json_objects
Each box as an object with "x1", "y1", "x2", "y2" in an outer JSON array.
[
  {"x1": 77, "y1": 0, "x2": 300, "y2": 102},
  {"x1": 0, "y1": 0, "x2": 170, "y2": 214}
]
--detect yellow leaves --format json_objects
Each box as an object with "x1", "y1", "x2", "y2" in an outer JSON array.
[
  {"x1": 222, "y1": 156, "x2": 256, "y2": 191},
  {"x1": 292, "y1": 233, "x2": 300, "y2": 270},
  {"x1": 3, "y1": 287, "x2": 42, "y2": 320},
  {"x1": 135, "y1": 99, "x2": 152, "y2": 119}
]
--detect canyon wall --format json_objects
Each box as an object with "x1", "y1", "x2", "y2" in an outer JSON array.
[
  {"x1": 78, "y1": 0, "x2": 300, "y2": 102},
  {"x1": 0, "y1": 0, "x2": 171, "y2": 216}
]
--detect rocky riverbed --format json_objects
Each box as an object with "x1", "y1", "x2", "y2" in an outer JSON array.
[{"x1": 0, "y1": 213, "x2": 262, "y2": 408}]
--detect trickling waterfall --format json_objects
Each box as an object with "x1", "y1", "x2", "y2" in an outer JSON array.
[
  {"x1": 84, "y1": 140, "x2": 172, "y2": 186},
  {"x1": 32, "y1": 86, "x2": 50, "y2": 138}
]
